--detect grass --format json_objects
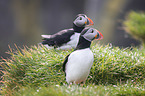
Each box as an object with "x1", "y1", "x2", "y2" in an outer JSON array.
[
  {"x1": 0, "y1": 44, "x2": 145, "y2": 95},
  {"x1": 11, "y1": 84, "x2": 145, "y2": 96}
]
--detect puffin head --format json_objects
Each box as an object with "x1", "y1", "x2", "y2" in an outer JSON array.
[
  {"x1": 81, "y1": 27, "x2": 103, "y2": 41},
  {"x1": 73, "y1": 14, "x2": 94, "y2": 27}
]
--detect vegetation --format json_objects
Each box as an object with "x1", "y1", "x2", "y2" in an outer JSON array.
[
  {"x1": 124, "y1": 11, "x2": 145, "y2": 47},
  {"x1": 10, "y1": 84, "x2": 145, "y2": 96},
  {"x1": 0, "y1": 44, "x2": 145, "y2": 96}
]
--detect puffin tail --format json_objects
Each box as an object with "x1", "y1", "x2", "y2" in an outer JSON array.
[{"x1": 41, "y1": 35, "x2": 51, "y2": 39}]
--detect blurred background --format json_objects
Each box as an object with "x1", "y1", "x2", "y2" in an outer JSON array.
[{"x1": 0, "y1": 0, "x2": 145, "y2": 58}]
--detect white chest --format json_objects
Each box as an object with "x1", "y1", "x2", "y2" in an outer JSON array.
[{"x1": 65, "y1": 48, "x2": 94, "y2": 84}]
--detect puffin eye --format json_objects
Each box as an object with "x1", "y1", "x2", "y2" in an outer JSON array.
[
  {"x1": 80, "y1": 17, "x2": 82, "y2": 20},
  {"x1": 91, "y1": 30, "x2": 94, "y2": 33}
]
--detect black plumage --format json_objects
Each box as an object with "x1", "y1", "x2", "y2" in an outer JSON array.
[
  {"x1": 42, "y1": 29, "x2": 74, "y2": 47},
  {"x1": 63, "y1": 54, "x2": 70, "y2": 75},
  {"x1": 75, "y1": 36, "x2": 91, "y2": 50}
]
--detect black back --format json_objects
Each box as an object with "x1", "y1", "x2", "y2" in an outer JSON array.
[{"x1": 42, "y1": 29, "x2": 74, "y2": 47}]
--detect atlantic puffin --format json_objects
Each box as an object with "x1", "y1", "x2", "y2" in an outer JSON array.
[
  {"x1": 40, "y1": 14, "x2": 94, "y2": 49},
  {"x1": 63, "y1": 27, "x2": 103, "y2": 84}
]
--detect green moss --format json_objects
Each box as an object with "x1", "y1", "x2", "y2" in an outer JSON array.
[{"x1": 124, "y1": 11, "x2": 145, "y2": 47}]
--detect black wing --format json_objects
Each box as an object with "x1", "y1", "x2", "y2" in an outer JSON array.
[
  {"x1": 41, "y1": 28, "x2": 75, "y2": 47},
  {"x1": 63, "y1": 54, "x2": 70, "y2": 73}
]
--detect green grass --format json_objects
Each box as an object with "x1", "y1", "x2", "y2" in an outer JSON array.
[
  {"x1": 11, "y1": 84, "x2": 145, "y2": 96},
  {"x1": 0, "y1": 44, "x2": 145, "y2": 95},
  {"x1": 124, "y1": 11, "x2": 145, "y2": 47}
]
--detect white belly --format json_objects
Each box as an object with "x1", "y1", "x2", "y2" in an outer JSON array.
[{"x1": 65, "y1": 48, "x2": 94, "y2": 84}]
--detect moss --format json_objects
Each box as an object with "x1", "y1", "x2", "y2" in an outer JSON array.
[{"x1": 124, "y1": 11, "x2": 145, "y2": 47}]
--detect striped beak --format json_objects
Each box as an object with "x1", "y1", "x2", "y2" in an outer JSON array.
[
  {"x1": 95, "y1": 30, "x2": 103, "y2": 40},
  {"x1": 86, "y1": 17, "x2": 94, "y2": 26}
]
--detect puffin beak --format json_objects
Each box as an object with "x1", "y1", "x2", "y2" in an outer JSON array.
[
  {"x1": 86, "y1": 17, "x2": 94, "y2": 26},
  {"x1": 95, "y1": 30, "x2": 103, "y2": 40}
]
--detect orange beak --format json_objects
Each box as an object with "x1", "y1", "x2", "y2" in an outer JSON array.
[
  {"x1": 86, "y1": 17, "x2": 94, "y2": 26},
  {"x1": 95, "y1": 30, "x2": 103, "y2": 40}
]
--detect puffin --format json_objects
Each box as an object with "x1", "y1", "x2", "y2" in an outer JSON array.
[
  {"x1": 63, "y1": 27, "x2": 103, "y2": 84},
  {"x1": 40, "y1": 14, "x2": 94, "y2": 49}
]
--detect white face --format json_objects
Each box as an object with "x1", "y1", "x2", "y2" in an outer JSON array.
[
  {"x1": 82, "y1": 28, "x2": 98, "y2": 41},
  {"x1": 73, "y1": 15, "x2": 88, "y2": 27}
]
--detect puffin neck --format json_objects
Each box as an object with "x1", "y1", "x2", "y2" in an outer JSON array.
[
  {"x1": 73, "y1": 23, "x2": 85, "y2": 33},
  {"x1": 75, "y1": 36, "x2": 91, "y2": 50}
]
